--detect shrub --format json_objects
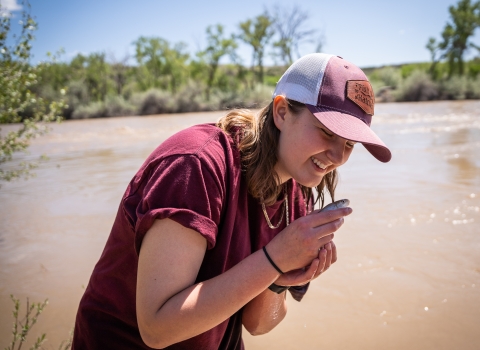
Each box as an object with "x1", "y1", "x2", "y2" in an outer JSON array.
[
  {"x1": 371, "y1": 67, "x2": 402, "y2": 89},
  {"x1": 174, "y1": 81, "x2": 210, "y2": 113},
  {"x1": 104, "y1": 96, "x2": 136, "y2": 117},
  {"x1": 71, "y1": 101, "x2": 106, "y2": 119},
  {"x1": 131, "y1": 89, "x2": 176, "y2": 115},
  {"x1": 466, "y1": 76, "x2": 480, "y2": 99},
  {"x1": 63, "y1": 80, "x2": 90, "y2": 119},
  {"x1": 395, "y1": 70, "x2": 439, "y2": 101},
  {"x1": 71, "y1": 96, "x2": 136, "y2": 119},
  {"x1": 439, "y1": 76, "x2": 468, "y2": 100},
  {"x1": 209, "y1": 84, "x2": 272, "y2": 110}
]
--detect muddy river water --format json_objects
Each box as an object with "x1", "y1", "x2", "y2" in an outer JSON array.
[{"x1": 1, "y1": 101, "x2": 479, "y2": 349}]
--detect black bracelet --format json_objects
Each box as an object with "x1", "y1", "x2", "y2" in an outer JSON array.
[
  {"x1": 268, "y1": 283, "x2": 289, "y2": 294},
  {"x1": 262, "y1": 246, "x2": 284, "y2": 274}
]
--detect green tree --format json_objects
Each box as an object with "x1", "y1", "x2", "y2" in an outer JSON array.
[
  {"x1": 133, "y1": 36, "x2": 190, "y2": 93},
  {"x1": 427, "y1": 0, "x2": 480, "y2": 77},
  {"x1": 84, "y1": 52, "x2": 110, "y2": 101},
  {"x1": 108, "y1": 53, "x2": 131, "y2": 96},
  {"x1": 238, "y1": 14, "x2": 274, "y2": 84},
  {"x1": 66, "y1": 52, "x2": 114, "y2": 102},
  {"x1": 0, "y1": 0, "x2": 66, "y2": 182},
  {"x1": 197, "y1": 24, "x2": 238, "y2": 100}
]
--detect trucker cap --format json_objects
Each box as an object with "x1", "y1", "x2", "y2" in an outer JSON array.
[{"x1": 273, "y1": 53, "x2": 392, "y2": 163}]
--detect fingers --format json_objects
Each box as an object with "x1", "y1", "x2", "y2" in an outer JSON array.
[
  {"x1": 305, "y1": 207, "x2": 352, "y2": 228},
  {"x1": 314, "y1": 248, "x2": 327, "y2": 278},
  {"x1": 304, "y1": 258, "x2": 320, "y2": 280},
  {"x1": 313, "y1": 241, "x2": 337, "y2": 279},
  {"x1": 331, "y1": 241, "x2": 337, "y2": 264},
  {"x1": 324, "y1": 243, "x2": 333, "y2": 270},
  {"x1": 312, "y1": 217, "x2": 344, "y2": 240}
]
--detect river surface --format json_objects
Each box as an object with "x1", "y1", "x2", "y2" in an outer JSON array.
[{"x1": 1, "y1": 101, "x2": 479, "y2": 349}]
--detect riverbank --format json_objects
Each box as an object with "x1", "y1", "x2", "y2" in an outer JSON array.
[
  {"x1": 67, "y1": 73, "x2": 480, "y2": 120},
  {"x1": 1, "y1": 100, "x2": 479, "y2": 349}
]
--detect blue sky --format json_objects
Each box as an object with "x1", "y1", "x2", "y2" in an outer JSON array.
[{"x1": 2, "y1": 0, "x2": 480, "y2": 68}]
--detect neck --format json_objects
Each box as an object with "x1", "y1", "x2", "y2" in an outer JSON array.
[{"x1": 273, "y1": 163, "x2": 291, "y2": 185}]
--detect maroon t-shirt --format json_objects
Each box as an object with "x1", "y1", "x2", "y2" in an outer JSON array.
[{"x1": 73, "y1": 124, "x2": 310, "y2": 349}]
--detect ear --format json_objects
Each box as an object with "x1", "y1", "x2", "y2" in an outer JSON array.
[{"x1": 272, "y1": 95, "x2": 289, "y2": 131}]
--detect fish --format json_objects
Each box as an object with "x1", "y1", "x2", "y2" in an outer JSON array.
[{"x1": 320, "y1": 199, "x2": 350, "y2": 212}]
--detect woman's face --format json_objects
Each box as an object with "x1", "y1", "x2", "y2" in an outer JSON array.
[{"x1": 273, "y1": 97, "x2": 355, "y2": 187}]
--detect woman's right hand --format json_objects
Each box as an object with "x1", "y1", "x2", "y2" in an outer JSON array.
[{"x1": 264, "y1": 207, "x2": 351, "y2": 274}]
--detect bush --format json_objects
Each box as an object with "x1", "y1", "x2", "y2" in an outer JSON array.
[
  {"x1": 209, "y1": 84, "x2": 272, "y2": 110},
  {"x1": 439, "y1": 75, "x2": 468, "y2": 100},
  {"x1": 131, "y1": 89, "x2": 176, "y2": 115},
  {"x1": 104, "y1": 96, "x2": 136, "y2": 117},
  {"x1": 395, "y1": 70, "x2": 439, "y2": 101},
  {"x1": 71, "y1": 101, "x2": 106, "y2": 119},
  {"x1": 466, "y1": 76, "x2": 480, "y2": 99},
  {"x1": 71, "y1": 96, "x2": 136, "y2": 119},
  {"x1": 128, "y1": 82, "x2": 272, "y2": 116},
  {"x1": 174, "y1": 81, "x2": 211, "y2": 113},
  {"x1": 371, "y1": 67, "x2": 402, "y2": 89}
]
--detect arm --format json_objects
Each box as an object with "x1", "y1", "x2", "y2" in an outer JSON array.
[
  {"x1": 137, "y1": 208, "x2": 349, "y2": 348},
  {"x1": 242, "y1": 288, "x2": 287, "y2": 336},
  {"x1": 136, "y1": 218, "x2": 281, "y2": 348},
  {"x1": 242, "y1": 240, "x2": 338, "y2": 335}
]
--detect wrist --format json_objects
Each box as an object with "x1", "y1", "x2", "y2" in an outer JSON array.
[{"x1": 262, "y1": 246, "x2": 285, "y2": 275}]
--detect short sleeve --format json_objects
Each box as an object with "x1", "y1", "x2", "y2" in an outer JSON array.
[{"x1": 130, "y1": 155, "x2": 224, "y2": 254}]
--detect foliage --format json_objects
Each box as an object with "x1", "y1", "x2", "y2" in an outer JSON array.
[
  {"x1": 395, "y1": 70, "x2": 439, "y2": 101},
  {"x1": 133, "y1": 36, "x2": 190, "y2": 93},
  {"x1": 5, "y1": 295, "x2": 73, "y2": 350},
  {"x1": 427, "y1": 0, "x2": 480, "y2": 77},
  {"x1": 197, "y1": 24, "x2": 238, "y2": 100},
  {"x1": 368, "y1": 63, "x2": 480, "y2": 102},
  {"x1": 238, "y1": 13, "x2": 274, "y2": 83},
  {"x1": 71, "y1": 95, "x2": 136, "y2": 119},
  {"x1": 0, "y1": 0, "x2": 66, "y2": 182},
  {"x1": 5, "y1": 295, "x2": 48, "y2": 350}
]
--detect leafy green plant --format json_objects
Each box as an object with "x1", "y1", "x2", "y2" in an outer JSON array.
[
  {"x1": 5, "y1": 295, "x2": 48, "y2": 350},
  {"x1": 427, "y1": 0, "x2": 480, "y2": 77},
  {"x1": 0, "y1": 0, "x2": 66, "y2": 182},
  {"x1": 5, "y1": 295, "x2": 73, "y2": 350}
]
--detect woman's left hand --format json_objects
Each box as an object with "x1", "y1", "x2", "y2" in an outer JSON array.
[{"x1": 273, "y1": 241, "x2": 337, "y2": 287}]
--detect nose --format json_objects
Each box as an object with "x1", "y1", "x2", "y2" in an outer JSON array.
[{"x1": 326, "y1": 137, "x2": 349, "y2": 166}]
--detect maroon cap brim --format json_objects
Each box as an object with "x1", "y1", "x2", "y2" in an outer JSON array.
[{"x1": 306, "y1": 105, "x2": 392, "y2": 163}]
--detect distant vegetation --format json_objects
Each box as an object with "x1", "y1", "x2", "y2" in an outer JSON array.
[
  {"x1": 370, "y1": 0, "x2": 480, "y2": 102},
  {"x1": 32, "y1": 4, "x2": 323, "y2": 120},
  {"x1": 1, "y1": 0, "x2": 480, "y2": 180},
  {"x1": 22, "y1": 0, "x2": 480, "y2": 121},
  {"x1": 367, "y1": 59, "x2": 480, "y2": 102}
]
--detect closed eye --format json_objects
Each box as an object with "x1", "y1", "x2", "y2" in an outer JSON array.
[
  {"x1": 321, "y1": 128, "x2": 333, "y2": 137},
  {"x1": 346, "y1": 141, "x2": 356, "y2": 148}
]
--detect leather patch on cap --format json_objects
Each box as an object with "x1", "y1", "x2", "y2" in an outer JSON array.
[{"x1": 346, "y1": 80, "x2": 374, "y2": 115}]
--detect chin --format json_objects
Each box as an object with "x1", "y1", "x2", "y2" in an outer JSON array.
[{"x1": 294, "y1": 176, "x2": 323, "y2": 188}]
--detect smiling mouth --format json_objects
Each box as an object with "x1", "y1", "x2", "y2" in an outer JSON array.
[{"x1": 311, "y1": 157, "x2": 328, "y2": 170}]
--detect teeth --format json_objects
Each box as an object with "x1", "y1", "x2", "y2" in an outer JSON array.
[{"x1": 311, "y1": 157, "x2": 327, "y2": 170}]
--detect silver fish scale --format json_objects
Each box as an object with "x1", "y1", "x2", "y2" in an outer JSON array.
[{"x1": 320, "y1": 199, "x2": 350, "y2": 212}]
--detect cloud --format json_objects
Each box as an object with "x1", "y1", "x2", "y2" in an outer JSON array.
[
  {"x1": 0, "y1": 0, "x2": 22, "y2": 16},
  {"x1": 399, "y1": 29, "x2": 406, "y2": 35}
]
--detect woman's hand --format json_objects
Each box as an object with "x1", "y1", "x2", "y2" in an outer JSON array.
[
  {"x1": 273, "y1": 241, "x2": 337, "y2": 287},
  {"x1": 265, "y1": 207, "x2": 350, "y2": 275}
]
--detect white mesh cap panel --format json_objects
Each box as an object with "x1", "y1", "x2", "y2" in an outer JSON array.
[{"x1": 273, "y1": 53, "x2": 334, "y2": 105}]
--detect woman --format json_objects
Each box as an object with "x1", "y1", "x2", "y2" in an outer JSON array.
[{"x1": 73, "y1": 53, "x2": 391, "y2": 349}]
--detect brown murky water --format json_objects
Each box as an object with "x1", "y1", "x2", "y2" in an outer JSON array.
[{"x1": 1, "y1": 101, "x2": 479, "y2": 349}]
